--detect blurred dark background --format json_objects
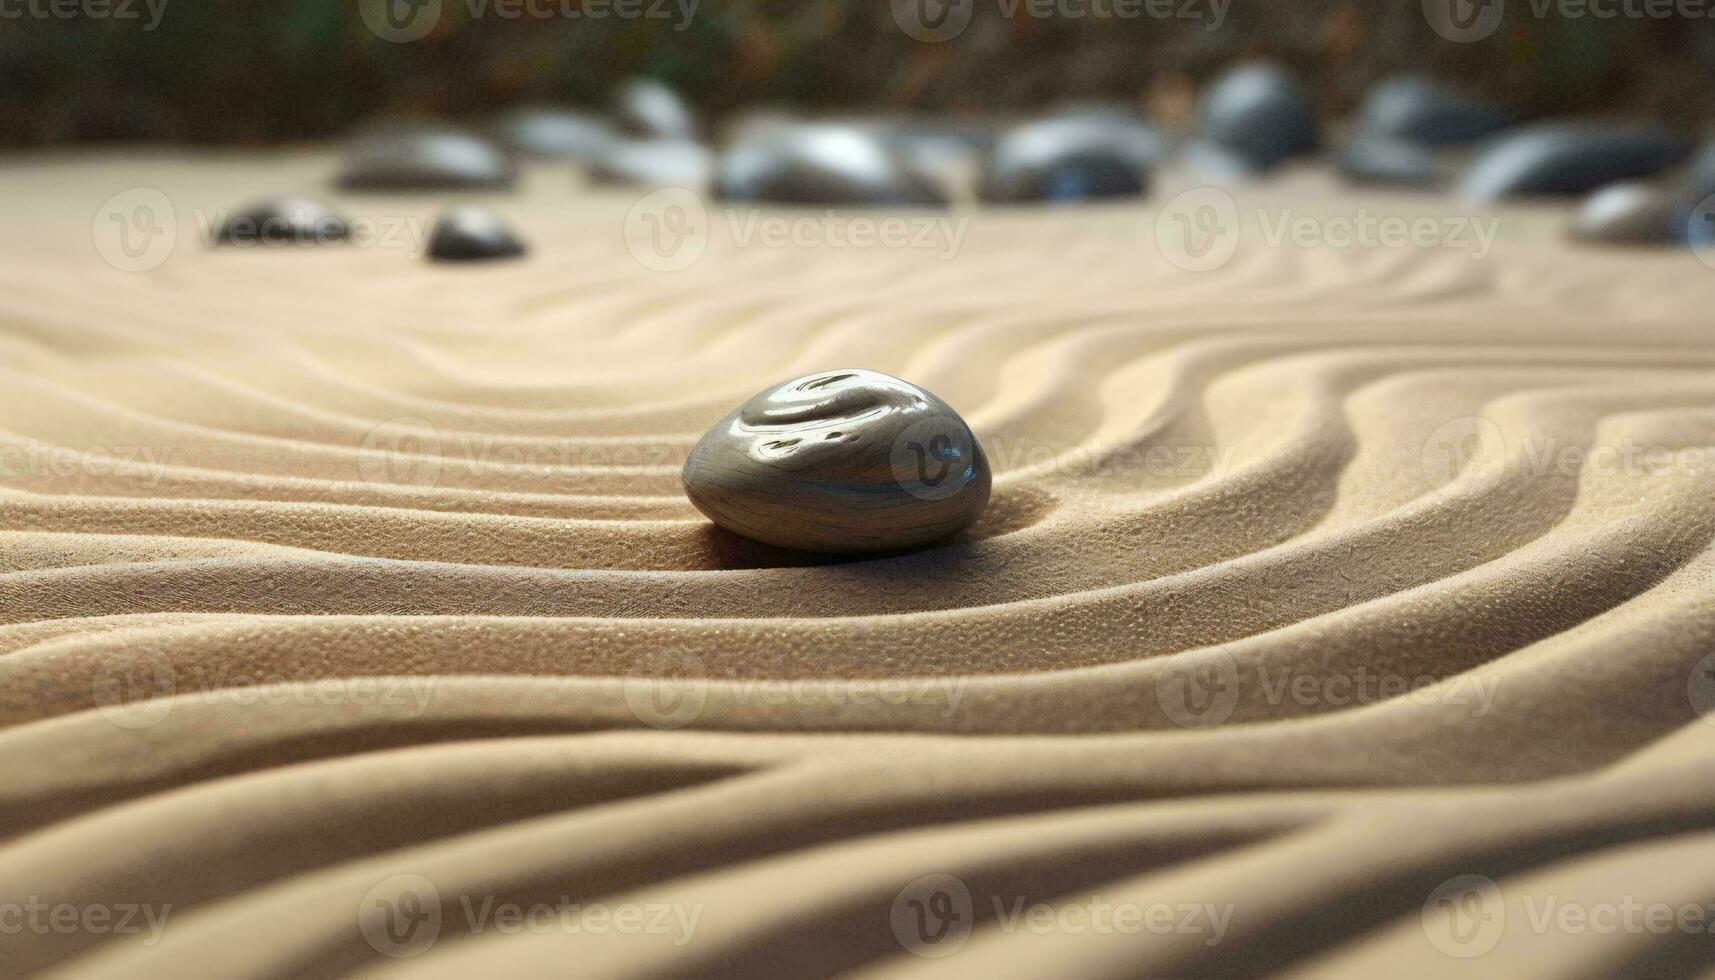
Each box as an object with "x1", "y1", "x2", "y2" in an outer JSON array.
[{"x1": 3, "y1": 0, "x2": 1713, "y2": 147}]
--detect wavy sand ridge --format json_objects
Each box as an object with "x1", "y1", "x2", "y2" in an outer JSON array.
[{"x1": 4, "y1": 157, "x2": 1715, "y2": 978}]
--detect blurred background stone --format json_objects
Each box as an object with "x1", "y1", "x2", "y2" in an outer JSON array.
[{"x1": 5, "y1": 1, "x2": 1714, "y2": 148}]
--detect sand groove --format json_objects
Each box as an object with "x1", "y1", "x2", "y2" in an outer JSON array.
[{"x1": 4, "y1": 158, "x2": 1715, "y2": 977}]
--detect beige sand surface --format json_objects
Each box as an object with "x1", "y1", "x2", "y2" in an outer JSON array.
[{"x1": 2, "y1": 154, "x2": 1714, "y2": 978}]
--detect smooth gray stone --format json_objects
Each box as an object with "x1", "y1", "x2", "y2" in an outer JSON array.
[
  {"x1": 1357, "y1": 77, "x2": 1509, "y2": 145},
  {"x1": 615, "y1": 78, "x2": 697, "y2": 140},
  {"x1": 337, "y1": 128, "x2": 516, "y2": 192},
  {"x1": 979, "y1": 115, "x2": 1160, "y2": 203},
  {"x1": 1198, "y1": 62, "x2": 1316, "y2": 172},
  {"x1": 490, "y1": 107, "x2": 615, "y2": 162},
  {"x1": 716, "y1": 124, "x2": 948, "y2": 207},
  {"x1": 1459, "y1": 123, "x2": 1692, "y2": 202},
  {"x1": 425, "y1": 206, "x2": 526, "y2": 262},
  {"x1": 682, "y1": 369, "x2": 991, "y2": 554},
  {"x1": 588, "y1": 139, "x2": 712, "y2": 188},
  {"x1": 1337, "y1": 136, "x2": 1443, "y2": 187},
  {"x1": 215, "y1": 196, "x2": 348, "y2": 245},
  {"x1": 1569, "y1": 183, "x2": 1690, "y2": 245}
]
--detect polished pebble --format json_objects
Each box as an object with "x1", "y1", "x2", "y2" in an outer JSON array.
[
  {"x1": 1357, "y1": 77, "x2": 1509, "y2": 145},
  {"x1": 716, "y1": 123, "x2": 947, "y2": 206},
  {"x1": 490, "y1": 106, "x2": 615, "y2": 162},
  {"x1": 1337, "y1": 136, "x2": 1442, "y2": 187},
  {"x1": 215, "y1": 196, "x2": 348, "y2": 245},
  {"x1": 1569, "y1": 183, "x2": 1687, "y2": 245},
  {"x1": 337, "y1": 127, "x2": 516, "y2": 192},
  {"x1": 682, "y1": 369, "x2": 991, "y2": 554},
  {"x1": 1197, "y1": 62, "x2": 1316, "y2": 172},
  {"x1": 588, "y1": 138, "x2": 713, "y2": 188},
  {"x1": 425, "y1": 206, "x2": 526, "y2": 262},
  {"x1": 979, "y1": 115, "x2": 1161, "y2": 203},
  {"x1": 1459, "y1": 123, "x2": 1691, "y2": 202},
  {"x1": 615, "y1": 78, "x2": 697, "y2": 140}
]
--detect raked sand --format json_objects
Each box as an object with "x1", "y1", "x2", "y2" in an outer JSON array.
[{"x1": 3, "y1": 153, "x2": 1715, "y2": 978}]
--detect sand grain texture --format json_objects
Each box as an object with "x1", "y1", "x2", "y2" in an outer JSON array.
[{"x1": 4, "y1": 157, "x2": 1715, "y2": 978}]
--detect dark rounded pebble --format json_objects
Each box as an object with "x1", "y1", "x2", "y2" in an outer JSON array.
[
  {"x1": 1460, "y1": 123, "x2": 1692, "y2": 202},
  {"x1": 1198, "y1": 62, "x2": 1316, "y2": 172},
  {"x1": 490, "y1": 107, "x2": 615, "y2": 162},
  {"x1": 1357, "y1": 77, "x2": 1509, "y2": 146},
  {"x1": 615, "y1": 78, "x2": 697, "y2": 141},
  {"x1": 426, "y1": 206, "x2": 527, "y2": 262},
  {"x1": 215, "y1": 196, "x2": 348, "y2": 245},
  {"x1": 716, "y1": 124, "x2": 948, "y2": 207},
  {"x1": 337, "y1": 127, "x2": 516, "y2": 192},
  {"x1": 979, "y1": 115, "x2": 1162, "y2": 203}
]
